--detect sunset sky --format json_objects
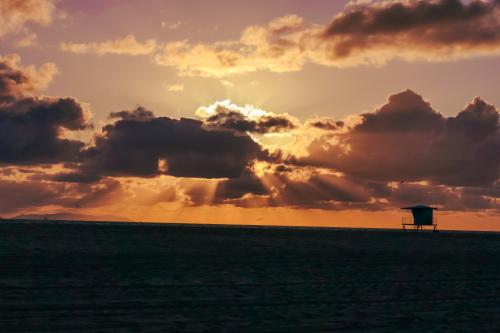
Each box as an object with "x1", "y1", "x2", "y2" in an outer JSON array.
[{"x1": 0, "y1": 0, "x2": 499, "y2": 230}]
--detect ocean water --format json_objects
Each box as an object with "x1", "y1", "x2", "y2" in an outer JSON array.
[{"x1": 1, "y1": 221, "x2": 500, "y2": 332}]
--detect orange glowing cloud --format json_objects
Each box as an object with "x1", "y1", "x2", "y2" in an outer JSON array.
[
  {"x1": 0, "y1": 0, "x2": 56, "y2": 38},
  {"x1": 154, "y1": 15, "x2": 306, "y2": 77},
  {"x1": 0, "y1": 53, "x2": 57, "y2": 101},
  {"x1": 151, "y1": 0, "x2": 500, "y2": 77}
]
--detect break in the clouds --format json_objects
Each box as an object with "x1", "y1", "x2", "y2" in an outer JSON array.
[
  {"x1": 60, "y1": 34, "x2": 157, "y2": 56},
  {"x1": 303, "y1": 90, "x2": 500, "y2": 187},
  {"x1": 0, "y1": 0, "x2": 56, "y2": 38},
  {"x1": 153, "y1": 0, "x2": 500, "y2": 77},
  {"x1": 196, "y1": 100, "x2": 297, "y2": 134}
]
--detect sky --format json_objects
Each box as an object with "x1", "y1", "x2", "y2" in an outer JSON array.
[{"x1": 0, "y1": 0, "x2": 499, "y2": 230}]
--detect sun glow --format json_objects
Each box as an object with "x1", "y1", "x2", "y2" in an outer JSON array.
[{"x1": 196, "y1": 99, "x2": 272, "y2": 120}]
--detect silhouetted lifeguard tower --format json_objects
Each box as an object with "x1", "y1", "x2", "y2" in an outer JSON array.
[{"x1": 401, "y1": 205, "x2": 438, "y2": 232}]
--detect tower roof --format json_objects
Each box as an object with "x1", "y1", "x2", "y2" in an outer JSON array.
[{"x1": 401, "y1": 205, "x2": 437, "y2": 210}]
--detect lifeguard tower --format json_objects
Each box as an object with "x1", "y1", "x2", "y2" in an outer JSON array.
[{"x1": 401, "y1": 205, "x2": 438, "y2": 232}]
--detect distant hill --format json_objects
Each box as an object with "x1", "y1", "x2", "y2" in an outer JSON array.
[{"x1": 11, "y1": 212, "x2": 132, "y2": 222}]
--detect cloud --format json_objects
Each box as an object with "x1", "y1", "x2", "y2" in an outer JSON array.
[
  {"x1": 161, "y1": 20, "x2": 187, "y2": 30},
  {"x1": 0, "y1": 176, "x2": 126, "y2": 214},
  {"x1": 15, "y1": 32, "x2": 37, "y2": 47},
  {"x1": 187, "y1": 162, "x2": 498, "y2": 212},
  {"x1": 303, "y1": 89, "x2": 499, "y2": 187},
  {"x1": 109, "y1": 107, "x2": 155, "y2": 121},
  {"x1": 220, "y1": 80, "x2": 234, "y2": 87},
  {"x1": 154, "y1": 15, "x2": 306, "y2": 77},
  {"x1": 0, "y1": 56, "x2": 496, "y2": 215},
  {"x1": 165, "y1": 84, "x2": 184, "y2": 92},
  {"x1": 51, "y1": 172, "x2": 102, "y2": 184},
  {"x1": 306, "y1": 118, "x2": 344, "y2": 131},
  {"x1": 186, "y1": 167, "x2": 385, "y2": 210},
  {"x1": 79, "y1": 107, "x2": 269, "y2": 179},
  {"x1": 0, "y1": 53, "x2": 57, "y2": 103},
  {"x1": 74, "y1": 178, "x2": 123, "y2": 208},
  {"x1": 214, "y1": 169, "x2": 268, "y2": 201},
  {"x1": 389, "y1": 182, "x2": 498, "y2": 211},
  {"x1": 0, "y1": 54, "x2": 90, "y2": 165},
  {"x1": 0, "y1": 0, "x2": 56, "y2": 38},
  {"x1": 308, "y1": 0, "x2": 500, "y2": 67},
  {"x1": 145, "y1": 185, "x2": 180, "y2": 205},
  {"x1": 153, "y1": 1, "x2": 500, "y2": 77},
  {"x1": 0, "y1": 97, "x2": 91, "y2": 164},
  {"x1": 60, "y1": 34, "x2": 157, "y2": 56},
  {"x1": 269, "y1": 172, "x2": 373, "y2": 209},
  {"x1": 0, "y1": 179, "x2": 66, "y2": 214},
  {"x1": 196, "y1": 100, "x2": 297, "y2": 134}
]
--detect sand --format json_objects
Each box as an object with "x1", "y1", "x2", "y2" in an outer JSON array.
[{"x1": 1, "y1": 220, "x2": 500, "y2": 332}]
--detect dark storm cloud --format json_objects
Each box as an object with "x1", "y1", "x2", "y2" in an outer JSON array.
[
  {"x1": 51, "y1": 172, "x2": 102, "y2": 184},
  {"x1": 304, "y1": 90, "x2": 499, "y2": 187},
  {"x1": 202, "y1": 105, "x2": 296, "y2": 134},
  {"x1": 214, "y1": 170, "x2": 268, "y2": 200},
  {"x1": 306, "y1": 118, "x2": 344, "y2": 131},
  {"x1": 109, "y1": 107, "x2": 155, "y2": 121},
  {"x1": 0, "y1": 97, "x2": 90, "y2": 164},
  {"x1": 80, "y1": 108, "x2": 269, "y2": 179},
  {"x1": 0, "y1": 55, "x2": 90, "y2": 165},
  {"x1": 327, "y1": 0, "x2": 498, "y2": 36},
  {"x1": 354, "y1": 90, "x2": 444, "y2": 132},
  {"x1": 317, "y1": 0, "x2": 500, "y2": 60}
]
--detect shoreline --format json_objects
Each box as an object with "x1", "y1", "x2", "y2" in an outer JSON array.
[{"x1": 3, "y1": 218, "x2": 500, "y2": 235}]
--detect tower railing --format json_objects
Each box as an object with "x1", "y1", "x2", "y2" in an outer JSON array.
[{"x1": 401, "y1": 215, "x2": 438, "y2": 232}]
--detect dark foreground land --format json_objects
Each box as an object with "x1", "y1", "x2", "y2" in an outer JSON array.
[{"x1": 1, "y1": 221, "x2": 500, "y2": 332}]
